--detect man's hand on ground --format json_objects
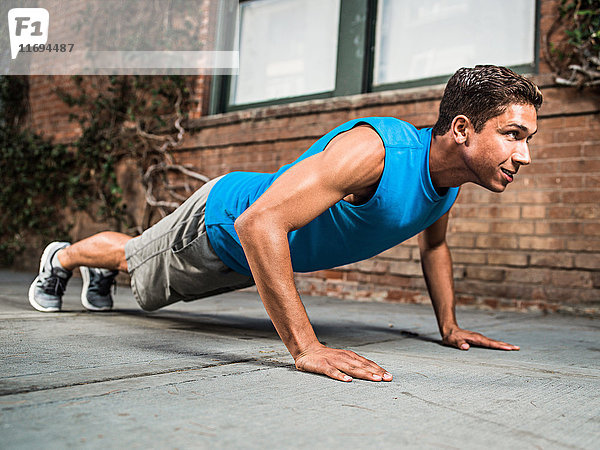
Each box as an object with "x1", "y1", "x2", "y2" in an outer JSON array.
[
  {"x1": 294, "y1": 343, "x2": 393, "y2": 382},
  {"x1": 443, "y1": 327, "x2": 520, "y2": 351}
]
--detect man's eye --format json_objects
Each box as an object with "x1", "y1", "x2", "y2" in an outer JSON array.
[{"x1": 506, "y1": 131, "x2": 518, "y2": 138}]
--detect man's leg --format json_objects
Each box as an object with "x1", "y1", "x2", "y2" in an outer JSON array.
[{"x1": 57, "y1": 231, "x2": 132, "y2": 272}]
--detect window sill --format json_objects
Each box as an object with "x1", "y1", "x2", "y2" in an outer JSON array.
[{"x1": 187, "y1": 73, "x2": 555, "y2": 132}]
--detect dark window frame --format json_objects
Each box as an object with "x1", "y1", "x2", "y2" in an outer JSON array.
[{"x1": 209, "y1": 0, "x2": 540, "y2": 115}]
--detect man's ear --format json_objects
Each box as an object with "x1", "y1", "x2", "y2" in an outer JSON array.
[{"x1": 451, "y1": 115, "x2": 470, "y2": 145}]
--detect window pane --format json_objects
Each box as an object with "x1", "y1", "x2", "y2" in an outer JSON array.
[
  {"x1": 373, "y1": 0, "x2": 536, "y2": 86},
  {"x1": 230, "y1": 0, "x2": 340, "y2": 106}
]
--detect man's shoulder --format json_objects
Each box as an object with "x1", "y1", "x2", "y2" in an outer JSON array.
[{"x1": 350, "y1": 117, "x2": 427, "y2": 149}]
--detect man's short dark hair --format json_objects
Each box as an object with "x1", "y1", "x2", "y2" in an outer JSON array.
[{"x1": 432, "y1": 65, "x2": 543, "y2": 137}]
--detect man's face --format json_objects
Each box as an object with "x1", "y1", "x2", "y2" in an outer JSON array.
[{"x1": 463, "y1": 103, "x2": 538, "y2": 192}]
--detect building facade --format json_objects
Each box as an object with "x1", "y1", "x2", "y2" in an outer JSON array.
[{"x1": 25, "y1": 0, "x2": 600, "y2": 314}]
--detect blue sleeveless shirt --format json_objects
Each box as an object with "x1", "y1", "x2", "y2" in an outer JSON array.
[{"x1": 204, "y1": 117, "x2": 459, "y2": 276}]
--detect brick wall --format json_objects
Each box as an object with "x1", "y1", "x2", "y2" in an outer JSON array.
[
  {"x1": 177, "y1": 82, "x2": 600, "y2": 315},
  {"x1": 23, "y1": 0, "x2": 600, "y2": 314}
]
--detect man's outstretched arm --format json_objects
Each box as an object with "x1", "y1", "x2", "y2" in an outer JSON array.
[
  {"x1": 418, "y1": 210, "x2": 520, "y2": 351},
  {"x1": 235, "y1": 126, "x2": 393, "y2": 382}
]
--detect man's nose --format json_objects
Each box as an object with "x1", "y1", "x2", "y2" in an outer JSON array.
[{"x1": 513, "y1": 143, "x2": 531, "y2": 166}]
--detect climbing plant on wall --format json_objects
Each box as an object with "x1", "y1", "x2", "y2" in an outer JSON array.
[
  {"x1": 0, "y1": 76, "x2": 80, "y2": 265},
  {"x1": 57, "y1": 75, "x2": 207, "y2": 235},
  {"x1": 0, "y1": 74, "x2": 206, "y2": 265},
  {"x1": 545, "y1": 0, "x2": 600, "y2": 87}
]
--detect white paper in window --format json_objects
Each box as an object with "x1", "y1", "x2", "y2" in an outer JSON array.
[
  {"x1": 231, "y1": 0, "x2": 340, "y2": 105},
  {"x1": 374, "y1": 0, "x2": 536, "y2": 86}
]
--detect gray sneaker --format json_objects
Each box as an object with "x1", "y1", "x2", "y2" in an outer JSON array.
[
  {"x1": 28, "y1": 242, "x2": 72, "y2": 312},
  {"x1": 80, "y1": 266, "x2": 118, "y2": 311}
]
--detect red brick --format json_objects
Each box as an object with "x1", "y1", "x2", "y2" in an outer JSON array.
[
  {"x1": 487, "y1": 252, "x2": 529, "y2": 267},
  {"x1": 565, "y1": 115, "x2": 591, "y2": 128},
  {"x1": 534, "y1": 223, "x2": 550, "y2": 235},
  {"x1": 582, "y1": 144, "x2": 599, "y2": 157},
  {"x1": 583, "y1": 223, "x2": 600, "y2": 236},
  {"x1": 540, "y1": 222, "x2": 583, "y2": 235},
  {"x1": 414, "y1": 100, "x2": 440, "y2": 113},
  {"x1": 512, "y1": 190, "x2": 560, "y2": 204},
  {"x1": 379, "y1": 246, "x2": 412, "y2": 260},
  {"x1": 574, "y1": 254, "x2": 600, "y2": 270},
  {"x1": 560, "y1": 191, "x2": 600, "y2": 204},
  {"x1": 551, "y1": 270, "x2": 593, "y2": 288},
  {"x1": 532, "y1": 175, "x2": 583, "y2": 189},
  {"x1": 404, "y1": 236, "x2": 419, "y2": 247},
  {"x1": 572, "y1": 206, "x2": 600, "y2": 220},
  {"x1": 453, "y1": 266, "x2": 466, "y2": 280},
  {"x1": 321, "y1": 270, "x2": 344, "y2": 280},
  {"x1": 476, "y1": 235, "x2": 519, "y2": 249},
  {"x1": 519, "y1": 236, "x2": 564, "y2": 251},
  {"x1": 456, "y1": 295, "x2": 477, "y2": 305},
  {"x1": 466, "y1": 267, "x2": 505, "y2": 282},
  {"x1": 547, "y1": 206, "x2": 572, "y2": 219},
  {"x1": 555, "y1": 130, "x2": 600, "y2": 145},
  {"x1": 521, "y1": 205, "x2": 546, "y2": 219},
  {"x1": 452, "y1": 250, "x2": 487, "y2": 265},
  {"x1": 543, "y1": 287, "x2": 599, "y2": 303},
  {"x1": 411, "y1": 248, "x2": 421, "y2": 260},
  {"x1": 593, "y1": 273, "x2": 600, "y2": 289},
  {"x1": 450, "y1": 221, "x2": 491, "y2": 233},
  {"x1": 385, "y1": 289, "x2": 422, "y2": 303},
  {"x1": 560, "y1": 159, "x2": 600, "y2": 173},
  {"x1": 584, "y1": 175, "x2": 600, "y2": 188},
  {"x1": 454, "y1": 188, "x2": 495, "y2": 204},
  {"x1": 344, "y1": 271, "x2": 371, "y2": 284},
  {"x1": 587, "y1": 115, "x2": 600, "y2": 128},
  {"x1": 540, "y1": 88, "x2": 600, "y2": 116},
  {"x1": 483, "y1": 298, "x2": 499, "y2": 309},
  {"x1": 490, "y1": 222, "x2": 535, "y2": 235},
  {"x1": 505, "y1": 267, "x2": 550, "y2": 284},
  {"x1": 388, "y1": 261, "x2": 422, "y2": 277},
  {"x1": 455, "y1": 279, "x2": 509, "y2": 298},
  {"x1": 538, "y1": 116, "x2": 565, "y2": 130},
  {"x1": 566, "y1": 239, "x2": 600, "y2": 252},
  {"x1": 453, "y1": 206, "x2": 520, "y2": 220},
  {"x1": 526, "y1": 161, "x2": 559, "y2": 174}
]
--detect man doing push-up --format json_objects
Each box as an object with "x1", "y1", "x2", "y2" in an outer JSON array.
[{"x1": 29, "y1": 65, "x2": 542, "y2": 383}]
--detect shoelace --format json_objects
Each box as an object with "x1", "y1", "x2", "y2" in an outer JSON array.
[{"x1": 41, "y1": 268, "x2": 69, "y2": 296}]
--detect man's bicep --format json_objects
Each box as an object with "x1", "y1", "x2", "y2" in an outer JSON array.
[{"x1": 239, "y1": 127, "x2": 385, "y2": 232}]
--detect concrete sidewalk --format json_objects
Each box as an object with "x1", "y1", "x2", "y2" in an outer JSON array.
[{"x1": 1, "y1": 269, "x2": 598, "y2": 449}]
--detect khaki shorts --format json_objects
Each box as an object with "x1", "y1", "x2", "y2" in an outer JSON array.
[{"x1": 124, "y1": 176, "x2": 254, "y2": 311}]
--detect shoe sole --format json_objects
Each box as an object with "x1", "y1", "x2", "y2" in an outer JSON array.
[
  {"x1": 80, "y1": 266, "x2": 113, "y2": 311},
  {"x1": 28, "y1": 242, "x2": 65, "y2": 312}
]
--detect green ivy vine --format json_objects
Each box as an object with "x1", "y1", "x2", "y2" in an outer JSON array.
[
  {"x1": 0, "y1": 76, "x2": 80, "y2": 265},
  {"x1": 1, "y1": 74, "x2": 204, "y2": 266},
  {"x1": 546, "y1": 0, "x2": 600, "y2": 87}
]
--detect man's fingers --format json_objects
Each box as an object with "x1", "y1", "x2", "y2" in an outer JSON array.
[
  {"x1": 337, "y1": 355, "x2": 392, "y2": 382},
  {"x1": 461, "y1": 333, "x2": 520, "y2": 351},
  {"x1": 447, "y1": 331, "x2": 520, "y2": 351},
  {"x1": 296, "y1": 347, "x2": 393, "y2": 382},
  {"x1": 325, "y1": 366, "x2": 353, "y2": 382},
  {"x1": 443, "y1": 334, "x2": 469, "y2": 350},
  {"x1": 480, "y1": 339, "x2": 520, "y2": 351}
]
